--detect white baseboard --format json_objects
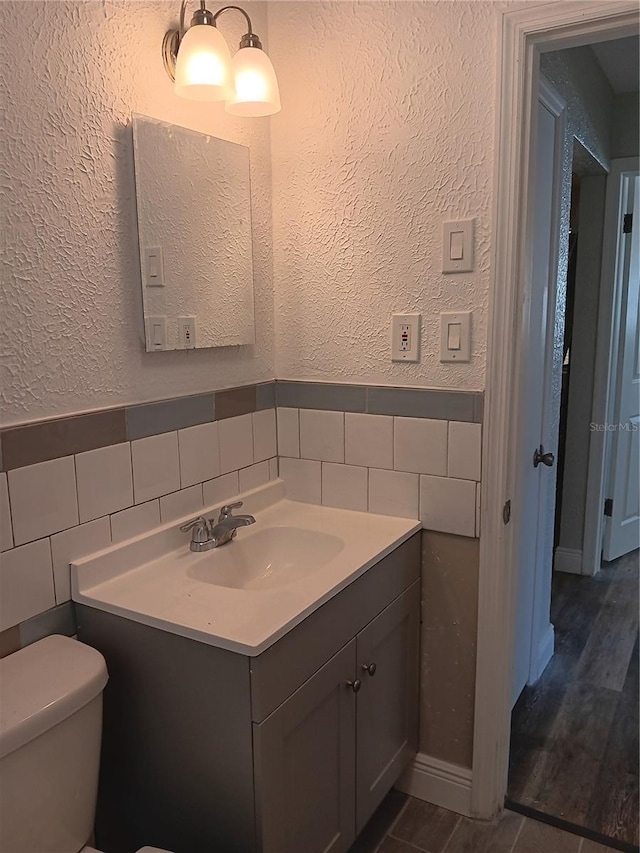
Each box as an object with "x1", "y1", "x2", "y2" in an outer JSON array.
[
  {"x1": 396, "y1": 753, "x2": 472, "y2": 817},
  {"x1": 530, "y1": 622, "x2": 554, "y2": 685},
  {"x1": 554, "y1": 546, "x2": 583, "y2": 575}
]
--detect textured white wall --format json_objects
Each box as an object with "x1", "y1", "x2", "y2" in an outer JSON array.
[
  {"x1": 269, "y1": 1, "x2": 507, "y2": 390},
  {"x1": 1, "y1": 1, "x2": 273, "y2": 427}
]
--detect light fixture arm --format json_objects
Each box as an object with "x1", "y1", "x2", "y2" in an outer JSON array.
[
  {"x1": 163, "y1": 0, "x2": 261, "y2": 82},
  {"x1": 213, "y1": 6, "x2": 262, "y2": 49}
]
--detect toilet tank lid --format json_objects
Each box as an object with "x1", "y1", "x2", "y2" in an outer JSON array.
[{"x1": 0, "y1": 635, "x2": 108, "y2": 759}]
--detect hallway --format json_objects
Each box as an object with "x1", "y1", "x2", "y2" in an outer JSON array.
[{"x1": 508, "y1": 550, "x2": 639, "y2": 851}]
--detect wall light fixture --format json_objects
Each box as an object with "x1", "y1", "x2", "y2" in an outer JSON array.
[{"x1": 162, "y1": 1, "x2": 280, "y2": 116}]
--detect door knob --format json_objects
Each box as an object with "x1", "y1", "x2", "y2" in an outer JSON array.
[
  {"x1": 533, "y1": 445, "x2": 555, "y2": 468},
  {"x1": 346, "y1": 679, "x2": 361, "y2": 693},
  {"x1": 361, "y1": 662, "x2": 377, "y2": 676}
]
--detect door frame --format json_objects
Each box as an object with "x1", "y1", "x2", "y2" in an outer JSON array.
[
  {"x1": 584, "y1": 158, "x2": 640, "y2": 572},
  {"x1": 471, "y1": 0, "x2": 640, "y2": 819}
]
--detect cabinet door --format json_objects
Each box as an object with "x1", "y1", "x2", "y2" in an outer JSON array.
[
  {"x1": 356, "y1": 581, "x2": 420, "y2": 832},
  {"x1": 254, "y1": 640, "x2": 357, "y2": 853}
]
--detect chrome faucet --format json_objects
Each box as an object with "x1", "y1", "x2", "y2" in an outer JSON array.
[{"x1": 180, "y1": 501, "x2": 256, "y2": 552}]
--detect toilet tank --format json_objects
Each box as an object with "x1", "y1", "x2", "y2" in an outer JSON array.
[{"x1": 0, "y1": 634, "x2": 108, "y2": 853}]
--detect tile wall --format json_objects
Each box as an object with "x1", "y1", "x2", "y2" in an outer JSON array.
[
  {"x1": 0, "y1": 381, "x2": 482, "y2": 654},
  {"x1": 0, "y1": 404, "x2": 277, "y2": 645},
  {"x1": 277, "y1": 409, "x2": 481, "y2": 538}
]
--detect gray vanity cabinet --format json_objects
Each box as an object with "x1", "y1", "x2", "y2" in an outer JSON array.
[
  {"x1": 77, "y1": 532, "x2": 420, "y2": 853},
  {"x1": 254, "y1": 640, "x2": 358, "y2": 853},
  {"x1": 356, "y1": 584, "x2": 419, "y2": 832},
  {"x1": 254, "y1": 582, "x2": 420, "y2": 853}
]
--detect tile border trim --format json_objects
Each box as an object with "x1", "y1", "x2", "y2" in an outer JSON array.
[{"x1": 1, "y1": 381, "x2": 483, "y2": 472}]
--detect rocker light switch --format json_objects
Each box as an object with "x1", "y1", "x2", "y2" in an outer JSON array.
[
  {"x1": 447, "y1": 322, "x2": 462, "y2": 350},
  {"x1": 145, "y1": 316, "x2": 167, "y2": 351},
  {"x1": 440, "y1": 312, "x2": 471, "y2": 362},
  {"x1": 144, "y1": 246, "x2": 165, "y2": 287},
  {"x1": 442, "y1": 220, "x2": 474, "y2": 273},
  {"x1": 450, "y1": 232, "x2": 464, "y2": 261}
]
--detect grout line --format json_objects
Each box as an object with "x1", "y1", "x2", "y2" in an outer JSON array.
[
  {"x1": 374, "y1": 796, "x2": 412, "y2": 852},
  {"x1": 46, "y1": 535, "x2": 56, "y2": 606},
  {"x1": 386, "y1": 835, "x2": 439, "y2": 852},
  {"x1": 365, "y1": 465, "x2": 370, "y2": 512},
  {"x1": 440, "y1": 814, "x2": 462, "y2": 853},
  {"x1": 3, "y1": 469, "x2": 15, "y2": 550},
  {"x1": 72, "y1": 454, "x2": 80, "y2": 525},
  {"x1": 507, "y1": 813, "x2": 526, "y2": 853}
]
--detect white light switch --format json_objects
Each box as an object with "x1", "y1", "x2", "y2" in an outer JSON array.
[
  {"x1": 144, "y1": 246, "x2": 165, "y2": 287},
  {"x1": 391, "y1": 313, "x2": 421, "y2": 362},
  {"x1": 442, "y1": 220, "x2": 474, "y2": 273},
  {"x1": 450, "y1": 232, "x2": 464, "y2": 261},
  {"x1": 440, "y1": 311, "x2": 471, "y2": 362},
  {"x1": 145, "y1": 316, "x2": 167, "y2": 351},
  {"x1": 447, "y1": 322, "x2": 462, "y2": 350}
]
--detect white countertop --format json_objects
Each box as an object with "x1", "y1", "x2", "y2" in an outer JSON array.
[{"x1": 72, "y1": 483, "x2": 420, "y2": 656}]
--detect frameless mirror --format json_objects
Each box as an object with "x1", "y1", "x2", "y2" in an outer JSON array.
[{"x1": 132, "y1": 114, "x2": 255, "y2": 351}]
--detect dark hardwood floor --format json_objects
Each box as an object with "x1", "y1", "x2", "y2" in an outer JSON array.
[{"x1": 508, "y1": 549, "x2": 639, "y2": 851}]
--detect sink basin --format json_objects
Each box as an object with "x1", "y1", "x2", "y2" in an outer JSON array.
[
  {"x1": 72, "y1": 483, "x2": 421, "y2": 655},
  {"x1": 187, "y1": 526, "x2": 344, "y2": 590}
]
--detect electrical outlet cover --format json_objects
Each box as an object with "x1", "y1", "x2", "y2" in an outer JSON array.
[{"x1": 391, "y1": 314, "x2": 421, "y2": 362}]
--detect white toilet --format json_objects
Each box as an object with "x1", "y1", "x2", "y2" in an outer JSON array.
[{"x1": 0, "y1": 634, "x2": 171, "y2": 853}]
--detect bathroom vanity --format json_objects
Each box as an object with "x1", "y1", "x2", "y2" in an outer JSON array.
[{"x1": 73, "y1": 490, "x2": 420, "y2": 853}]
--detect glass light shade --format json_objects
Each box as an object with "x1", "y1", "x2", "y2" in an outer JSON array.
[
  {"x1": 225, "y1": 47, "x2": 281, "y2": 117},
  {"x1": 174, "y1": 24, "x2": 233, "y2": 101}
]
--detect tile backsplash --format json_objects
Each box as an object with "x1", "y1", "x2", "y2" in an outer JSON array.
[
  {"x1": 0, "y1": 406, "x2": 278, "y2": 635},
  {"x1": 277, "y1": 406, "x2": 481, "y2": 539},
  {"x1": 0, "y1": 381, "x2": 482, "y2": 649}
]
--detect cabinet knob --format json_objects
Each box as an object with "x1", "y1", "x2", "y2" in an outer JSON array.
[
  {"x1": 362, "y1": 662, "x2": 377, "y2": 676},
  {"x1": 346, "y1": 679, "x2": 361, "y2": 693}
]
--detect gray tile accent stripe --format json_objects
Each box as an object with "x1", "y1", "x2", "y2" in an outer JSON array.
[
  {"x1": 277, "y1": 382, "x2": 482, "y2": 423},
  {"x1": 0, "y1": 381, "x2": 483, "y2": 471},
  {"x1": 215, "y1": 385, "x2": 257, "y2": 420},
  {"x1": 276, "y1": 381, "x2": 367, "y2": 412},
  {"x1": 18, "y1": 601, "x2": 77, "y2": 648},
  {"x1": 473, "y1": 392, "x2": 484, "y2": 424},
  {"x1": 367, "y1": 386, "x2": 479, "y2": 422},
  {"x1": 256, "y1": 381, "x2": 276, "y2": 411},
  {"x1": 0, "y1": 409, "x2": 127, "y2": 472},
  {"x1": 126, "y1": 394, "x2": 215, "y2": 440}
]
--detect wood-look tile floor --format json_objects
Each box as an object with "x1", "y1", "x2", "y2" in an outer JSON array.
[
  {"x1": 348, "y1": 790, "x2": 622, "y2": 853},
  {"x1": 508, "y1": 549, "x2": 639, "y2": 850}
]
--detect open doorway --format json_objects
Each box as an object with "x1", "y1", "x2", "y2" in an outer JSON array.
[
  {"x1": 506, "y1": 37, "x2": 639, "y2": 852},
  {"x1": 472, "y1": 0, "x2": 640, "y2": 839}
]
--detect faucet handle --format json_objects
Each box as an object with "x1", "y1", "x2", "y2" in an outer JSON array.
[
  {"x1": 218, "y1": 501, "x2": 243, "y2": 520},
  {"x1": 179, "y1": 516, "x2": 210, "y2": 543}
]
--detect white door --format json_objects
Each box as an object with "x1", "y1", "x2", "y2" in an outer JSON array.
[
  {"x1": 511, "y1": 86, "x2": 564, "y2": 707},
  {"x1": 603, "y1": 174, "x2": 640, "y2": 561}
]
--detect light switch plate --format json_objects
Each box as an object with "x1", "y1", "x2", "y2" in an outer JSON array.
[
  {"x1": 145, "y1": 316, "x2": 167, "y2": 351},
  {"x1": 440, "y1": 311, "x2": 471, "y2": 362},
  {"x1": 144, "y1": 246, "x2": 165, "y2": 287},
  {"x1": 442, "y1": 220, "x2": 474, "y2": 273}
]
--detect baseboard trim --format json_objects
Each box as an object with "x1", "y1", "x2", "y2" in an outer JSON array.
[
  {"x1": 554, "y1": 546, "x2": 583, "y2": 575},
  {"x1": 531, "y1": 623, "x2": 554, "y2": 684},
  {"x1": 396, "y1": 753, "x2": 472, "y2": 817}
]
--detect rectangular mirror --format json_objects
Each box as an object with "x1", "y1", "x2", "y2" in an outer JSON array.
[{"x1": 132, "y1": 114, "x2": 255, "y2": 351}]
